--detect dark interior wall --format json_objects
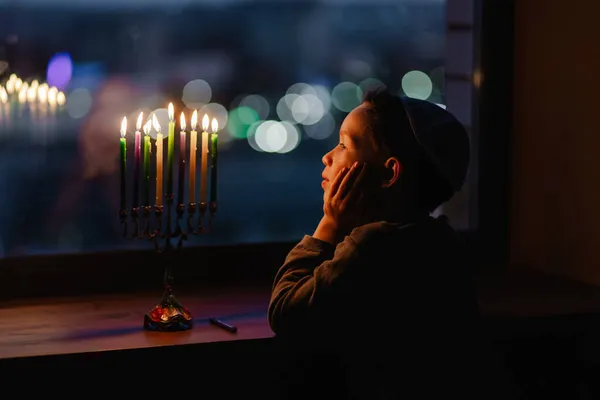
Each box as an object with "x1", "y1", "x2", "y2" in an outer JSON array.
[{"x1": 509, "y1": 1, "x2": 600, "y2": 284}]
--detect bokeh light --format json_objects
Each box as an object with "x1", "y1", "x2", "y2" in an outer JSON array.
[
  {"x1": 276, "y1": 94, "x2": 296, "y2": 122},
  {"x1": 359, "y1": 77, "x2": 386, "y2": 94},
  {"x1": 246, "y1": 120, "x2": 264, "y2": 152},
  {"x1": 46, "y1": 52, "x2": 73, "y2": 91},
  {"x1": 182, "y1": 79, "x2": 212, "y2": 109},
  {"x1": 401, "y1": 70, "x2": 433, "y2": 100},
  {"x1": 66, "y1": 88, "x2": 92, "y2": 119},
  {"x1": 239, "y1": 94, "x2": 270, "y2": 120},
  {"x1": 149, "y1": 108, "x2": 169, "y2": 140},
  {"x1": 331, "y1": 81, "x2": 362, "y2": 113},
  {"x1": 199, "y1": 103, "x2": 228, "y2": 133},
  {"x1": 248, "y1": 120, "x2": 301, "y2": 154},
  {"x1": 294, "y1": 93, "x2": 324, "y2": 126},
  {"x1": 227, "y1": 106, "x2": 260, "y2": 139},
  {"x1": 304, "y1": 112, "x2": 336, "y2": 140},
  {"x1": 309, "y1": 85, "x2": 332, "y2": 112},
  {"x1": 276, "y1": 121, "x2": 301, "y2": 154}
]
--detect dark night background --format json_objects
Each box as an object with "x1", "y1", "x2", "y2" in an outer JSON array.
[{"x1": 0, "y1": 0, "x2": 459, "y2": 258}]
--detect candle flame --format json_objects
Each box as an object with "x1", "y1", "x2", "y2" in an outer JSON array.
[
  {"x1": 14, "y1": 78, "x2": 22, "y2": 91},
  {"x1": 18, "y1": 87, "x2": 27, "y2": 104},
  {"x1": 5, "y1": 80, "x2": 14, "y2": 94},
  {"x1": 136, "y1": 112, "x2": 143, "y2": 131},
  {"x1": 56, "y1": 91, "x2": 66, "y2": 106},
  {"x1": 168, "y1": 103, "x2": 174, "y2": 121},
  {"x1": 48, "y1": 89, "x2": 57, "y2": 107},
  {"x1": 180, "y1": 111, "x2": 186, "y2": 131},
  {"x1": 211, "y1": 118, "x2": 219, "y2": 133},
  {"x1": 143, "y1": 119, "x2": 151, "y2": 135},
  {"x1": 202, "y1": 114, "x2": 209, "y2": 131},
  {"x1": 152, "y1": 113, "x2": 161, "y2": 133},
  {"x1": 31, "y1": 79, "x2": 39, "y2": 89},
  {"x1": 8, "y1": 73, "x2": 16, "y2": 81},
  {"x1": 37, "y1": 85, "x2": 48, "y2": 103},
  {"x1": 27, "y1": 86, "x2": 36, "y2": 102},
  {"x1": 191, "y1": 110, "x2": 198, "y2": 130},
  {"x1": 120, "y1": 117, "x2": 127, "y2": 138},
  {"x1": 0, "y1": 87, "x2": 7, "y2": 103}
]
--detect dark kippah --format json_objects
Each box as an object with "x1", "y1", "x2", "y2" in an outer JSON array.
[{"x1": 362, "y1": 88, "x2": 470, "y2": 193}]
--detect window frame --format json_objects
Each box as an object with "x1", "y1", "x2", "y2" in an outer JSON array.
[
  {"x1": 0, "y1": 0, "x2": 515, "y2": 298},
  {"x1": 445, "y1": 0, "x2": 514, "y2": 267}
]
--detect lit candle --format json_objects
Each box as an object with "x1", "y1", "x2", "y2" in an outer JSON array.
[
  {"x1": 133, "y1": 112, "x2": 143, "y2": 208},
  {"x1": 37, "y1": 85, "x2": 48, "y2": 125},
  {"x1": 189, "y1": 110, "x2": 198, "y2": 204},
  {"x1": 56, "y1": 91, "x2": 66, "y2": 107},
  {"x1": 166, "y1": 103, "x2": 175, "y2": 197},
  {"x1": 178, "y1": 111, "x2": 187, "y2": 206},
  {"x1": 0, "y1": 88, "x2": 8, "y2": 130},
  {"x1": 143, "y1": 119, "x2": 152, "y2": 207},
  {"x1": 18, "y1": 84, "x2": 27, "y2": 104},
  {"x1": 152, "y1": 113, "x2": 163, "y2": 207},
  {"x1": 38, "y1": 83, "x2": 49, "y2": 103},
  {"x1": 26, "y1": 85, "x2": 36, "y2": 103},
  {"x1": 37, "y1": 86, "x2": 48, "y2": 103},
  {"x1": 0, "y1": 87, "x2": 7, "y2": 104},
  {"x1": 0, "y1": 86, "x2": 10, "y2": 126},
  {"x1": 17, "y1": 85, "x2": 26, "y2": 118},
  {"x1": 119, "y1": 117, "x2": 127, "y2": 210},
  {"x1": 200, "y1": 114, "x2": 210, "y2": 204},
  {"x1": 47, "y1": 87, "x2": 57, "y2": 111},
  {"x1": 5, "y1": 79, "x2": 14, "y2": 95},
  {"x1": 210, "y1": 118, "x2": 219, "y2": 204}
]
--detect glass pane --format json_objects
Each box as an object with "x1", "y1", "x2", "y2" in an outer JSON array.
[{"x1": 0, "y1": 0, "x2": 455, "y2": 258}]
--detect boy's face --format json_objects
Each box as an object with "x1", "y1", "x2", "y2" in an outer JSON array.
[{"x1": 321, "y1": 102, "x2": 381, "y2": 192}]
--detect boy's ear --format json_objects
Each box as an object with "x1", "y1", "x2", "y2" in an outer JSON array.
[{"x1": 381, "y1": 156, "x2": 402, "y2": 188}]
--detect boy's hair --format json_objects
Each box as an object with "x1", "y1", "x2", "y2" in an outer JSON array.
[{"x1": 362, "y1": 88, "x2": 470, "y2": 213}]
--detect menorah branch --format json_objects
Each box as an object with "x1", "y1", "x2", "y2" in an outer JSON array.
[
  {"x1": 198, "y1": 201, "x2": 207, "y2": 232},
  {"x1": 187, "y1": 202, "x2": 197, "y2": 234},
  {"x1": 119, "y1": 208, "x2": 128, "y2": 238},
  {"x1": 209, "y1": 201, "x2": 217, "y2": 232},
  {"x1": 142, "y1": 205, "x2": 152, "y2": 237}
]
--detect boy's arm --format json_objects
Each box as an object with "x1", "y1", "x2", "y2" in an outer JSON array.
[{"x1": 267, "y1": 233, "x2": 363, "y2": 335}]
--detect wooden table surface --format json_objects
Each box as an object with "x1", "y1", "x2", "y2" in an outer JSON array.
[
  {"x1": 0, "y1": 285, "x2": 274, "y2": 360},
  {"x1": 3, "y1": 267, "x2": 600, "y2": 362}
]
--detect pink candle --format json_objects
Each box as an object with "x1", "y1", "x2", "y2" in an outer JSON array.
[{"x1": 133, "y1": 112, "x2": 143, "y2": 208}]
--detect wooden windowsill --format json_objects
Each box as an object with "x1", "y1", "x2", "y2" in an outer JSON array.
[
  {"x1": 2, "y1": 264, "x2": 600, "y2": 363},
  {"x1": 0, "y1": 284, "x2": 274, "y2": 361}
]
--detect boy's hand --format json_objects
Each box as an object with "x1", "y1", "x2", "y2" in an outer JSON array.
[{"x1": 314, "y1": 161, "x2": 377, "y2": 244}]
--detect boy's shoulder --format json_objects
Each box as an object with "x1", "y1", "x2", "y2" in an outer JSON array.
[
  {"x1": 348, "y1": 216, "x2": 459, "y2": 249},
  {"x1": 350, "y1": 218, "x2": 429, "y2": 239}
]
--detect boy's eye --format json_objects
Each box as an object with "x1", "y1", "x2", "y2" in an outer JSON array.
[{"x1": 338, "y1": 142, "x2": 346, "y2": 149}]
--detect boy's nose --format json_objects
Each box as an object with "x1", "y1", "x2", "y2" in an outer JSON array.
[{"x1": 322, "y1": 150, "x2": 332, "y2": 166}]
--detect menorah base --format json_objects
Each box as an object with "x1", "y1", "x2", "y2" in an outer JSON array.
[{"x1": 143, "y1": 290, "x2": 193, "y2": 332}]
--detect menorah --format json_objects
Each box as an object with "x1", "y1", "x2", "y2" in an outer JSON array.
[{"x1": 118, "y1": 104, "x2": 219, "y2": 332}]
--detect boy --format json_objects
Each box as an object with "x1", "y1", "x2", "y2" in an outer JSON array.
[{"x1": 268, "y1": 89, "x2": 491, "y2": 398}]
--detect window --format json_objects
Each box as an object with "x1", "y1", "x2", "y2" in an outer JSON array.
[{"x1": 0, "y1": 0, "x2": 476, "y2": 258}]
